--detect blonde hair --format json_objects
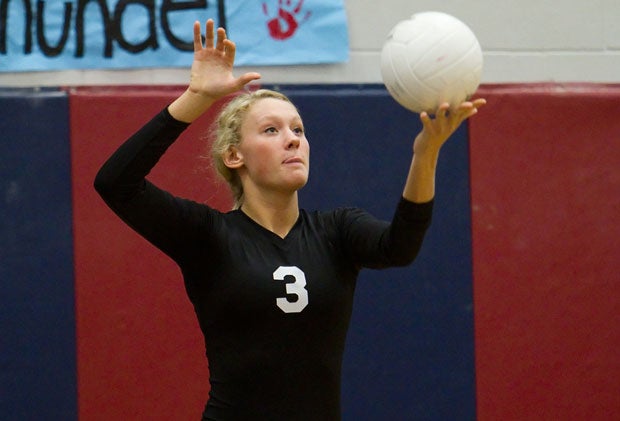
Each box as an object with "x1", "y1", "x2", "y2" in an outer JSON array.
[{"x1": 211, "y1": 89, "x2": 295, "y2": 209}]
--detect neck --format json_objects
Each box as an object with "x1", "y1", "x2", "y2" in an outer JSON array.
[{"x1": 240, "y1": 192, "x2": 300, "y2": 239}]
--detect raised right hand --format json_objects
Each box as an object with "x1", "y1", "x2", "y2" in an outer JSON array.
[
  {"x1": 168, "y1": 20, "x2": 261, "y2": 123},
  {"x1": 188, "y1": 19, "x2": 262, "y2": 99}
]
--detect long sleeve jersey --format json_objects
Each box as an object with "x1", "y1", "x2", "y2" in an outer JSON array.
[{"x1": 94, "y1": 107, "x2": 433, "y2": 420}]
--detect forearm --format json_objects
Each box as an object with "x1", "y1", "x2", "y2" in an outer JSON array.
[
  {"x1": 402, "y1": 148, "x2": 440, "y2": 203},
  {"x1": 402, "y1": 99, "x2": 485, "y2": 202},
  {"x1": 168, "y1": 88, "x2": 220, "y2": 123}
]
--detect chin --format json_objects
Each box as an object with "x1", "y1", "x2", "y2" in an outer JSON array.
[{"x1": 288, "y1": 176, "x2": 309, "y2": 191}]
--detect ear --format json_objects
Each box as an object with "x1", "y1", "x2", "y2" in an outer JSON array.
[{"x1": 223, "y1": 146, "x2": 244, "y2": 169}]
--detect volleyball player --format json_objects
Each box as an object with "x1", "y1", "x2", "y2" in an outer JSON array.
[{"x1": 94, "y1": 19, "x2": 485, "y2": 421}]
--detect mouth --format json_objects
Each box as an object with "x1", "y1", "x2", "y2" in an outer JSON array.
[{"x1": 283, "y1": 157, "x2": 304, "y2": 165}]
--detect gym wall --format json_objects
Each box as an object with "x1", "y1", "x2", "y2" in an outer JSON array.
[{"x1": 1, "y1": 83, "x2": 618, "y2": 420}]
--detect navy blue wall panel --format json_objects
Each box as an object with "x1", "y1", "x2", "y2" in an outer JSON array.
[
  {"x1": 0, "y1": 89, "x2": 77, "y2": 420},
  {"x1": 278, "y1": 85, "x2": 476, "y2": 420}
]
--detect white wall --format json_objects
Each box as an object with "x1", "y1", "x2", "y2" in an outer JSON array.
[{"x1": 1, "y1": 0, "x2": 619, "y2": 87}]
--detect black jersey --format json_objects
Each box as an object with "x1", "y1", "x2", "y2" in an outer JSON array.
[{"x1": 94, "y1": 107, "x2": 433, "y2": 420}]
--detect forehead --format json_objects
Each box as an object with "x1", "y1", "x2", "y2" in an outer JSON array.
[{"x1": 246, "y1": 98, "x2": 301, "y2": 123}]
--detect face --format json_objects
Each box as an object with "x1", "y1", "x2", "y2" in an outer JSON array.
[{"x1": 233, "y1": 97, "x2": 310, "y2": 195}]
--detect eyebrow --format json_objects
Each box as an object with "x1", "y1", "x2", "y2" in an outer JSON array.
[{"x1": 255, "y1": 114, "x2": 303, "y2": 125}]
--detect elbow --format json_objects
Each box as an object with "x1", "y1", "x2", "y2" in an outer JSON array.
[
  {"x1": 93, "y1": 168, "x2": 144, "y2": 206},
  {"x1": 93, "y1": 166, "x2": 124, "y2": 202},
  {"x1": 384, "y1": 237, "x2": 424, "y2": 267},
  {"x1": 385, "y1": 225, "x2": 428, "y2": 267},
  {"x1": 388, "y1": 251, "x2": 420, "y2": 267},
  {"x1": 93, "y1": 169, "x2": 111, "y2": 197}
]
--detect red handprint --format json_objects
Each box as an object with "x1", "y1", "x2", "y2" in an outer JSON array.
[{"x1": 263, "y1": 0, "x2": 312, "y2": 40}]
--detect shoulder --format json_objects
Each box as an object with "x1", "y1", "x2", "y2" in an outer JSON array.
[
  {"x1": 302, "y1": 206, "x2": 366, "y2": 224},
  {"x1": 300, "y1": 206, "x2": 377, "y2": 237}
]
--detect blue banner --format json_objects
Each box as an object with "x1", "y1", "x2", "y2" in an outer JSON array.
[{"x1": 0, "y1": 0, "x2": 349, "y2": 72}]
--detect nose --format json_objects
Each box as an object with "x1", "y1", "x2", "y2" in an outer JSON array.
[{"x1": 286, "y1": 130, "x2": 301, "y2": 149}]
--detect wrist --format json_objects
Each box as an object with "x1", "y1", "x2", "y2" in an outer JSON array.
[
  {"x1": 168, "y1": 89, "x2": 218, "y2": 123},
  {"x1": 184, "y1": 86, "x2": 220, "y2": 104},
  {"x1": 412, "y1": 146, "x2": 440, "y2": 168}
]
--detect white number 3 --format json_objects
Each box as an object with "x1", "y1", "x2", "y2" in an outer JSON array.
[{"x1": 273, "y1": 266, "x2": 309, "y2": 313}]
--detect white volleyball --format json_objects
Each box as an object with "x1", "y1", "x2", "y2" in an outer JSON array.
[{"x1": 381, "y1": 11, "x2": 483, "y2": 113}]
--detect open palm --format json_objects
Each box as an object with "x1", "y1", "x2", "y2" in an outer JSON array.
[{"x1": 188, "y1": 20, "x2": 261, "y2": 99}]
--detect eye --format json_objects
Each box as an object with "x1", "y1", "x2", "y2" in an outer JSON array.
[
  {"x1": 264, "y1": 127, "x2": 277, "y2": 133},
  {"x1": 293, "y1": 127, "x2": 304, "y2": 135}
]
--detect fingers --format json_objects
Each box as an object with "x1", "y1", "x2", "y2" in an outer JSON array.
[
  {"x1": 194, "y1": 20, "x2": 223, "y2": 52},
  {"x1": 458, "y1": 98, "x2": 486, "y2": 121},
  {"x1": 420, "y1": 98, "x2": 485, "y2": 133},
  {"x1": 203, "y1": 18, "x2": 229, "y2": 53},
  {"x1": 429, "y1": 98, "x2": 486, "y2": 120},
  {"x1": 237, "y1": 72, "x2": 263, "y2": 88},
  {"x1": 205, "y1": 19, "x2": 215, "y2": 48},
  {"x1": 215, "y1": 27, "x2": 226, "y2": 51},
  {"x1": 438, "y1": 102, "x2": 451, "y2": 118},
  {"x1": 472, "y1": 98, "x2": 487, "y2": 106},
  {"x1": 193, "y1": 21, "x2": 203, "y2": 51},
  {"x1": 224, "y1": 39, "x2": 236, "y2": 62},
  {"x1": 457, "y1": 98, "x2": 486, "y2": 113},
  {"x1": 198, "y1": 19, "x2": 235, "y2": 61}
]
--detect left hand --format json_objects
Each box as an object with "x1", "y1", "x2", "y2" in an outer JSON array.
[{"x1": 413, "y1": 98, "x2": 487, "y2": 157}]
